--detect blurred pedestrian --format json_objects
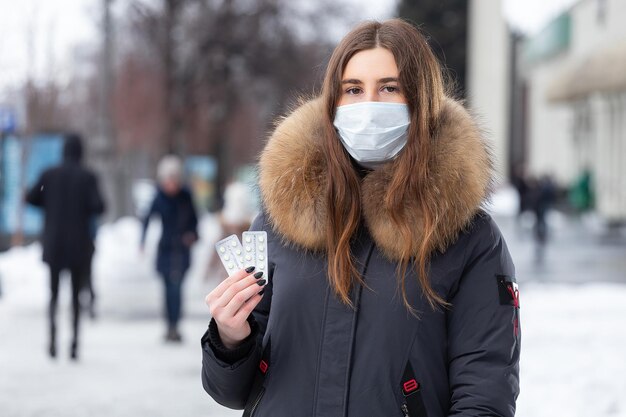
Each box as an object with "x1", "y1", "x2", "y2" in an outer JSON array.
[
  {"x1": 201, "y1": 19, "x2": 520, "y2": 416},
  {"x1": 141, "y1": 155, "x2": 198, "y2": 342},
  {"x1": 220, "y1": 180, "x2": 256, "y2": 238},
  {"x1": 569, "y1": 168, "x2": 594, "y2": 213},
  {"x1": 512, "y1": 163, "x2": 530, "y2": 220},
  {"x1": 26, "y1": 133, "x2": 105, "y2": 360},
  {"x1": 207, "y1": 180, "x2": 256, "y2": 280},
  {"x1": 530, "y1": 174, "x2": 556, "y2": 265}
]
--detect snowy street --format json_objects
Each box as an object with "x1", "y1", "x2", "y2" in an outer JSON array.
[
  {"x1": 498, "y1": 213, "x2": 626, "y2": 417},
  {"x1": 0, "y1": 216, "x2": 240, "y2": 417},
  {"x1": 1, "y1": 211, "x2": 625, "y2": 417}
]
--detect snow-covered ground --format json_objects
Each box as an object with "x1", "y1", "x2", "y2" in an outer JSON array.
[
  {"x1": 516, "y1": 282, "x2": 626, "y2": 417},
  {"x1": 1, "y1": 207, "x2": 625, "y2": 416},
  {"x1": 0, "y1": 215, "x2": 240, "y2": 417}
]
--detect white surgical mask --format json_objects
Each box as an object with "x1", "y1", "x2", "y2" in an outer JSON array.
[{"x1": 333, "y1": 101, "x2": 410, "y2": 169}]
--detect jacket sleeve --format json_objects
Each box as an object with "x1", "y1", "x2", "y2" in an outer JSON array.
[
  {"x1": 25, "y1": 173, "x2": 46, "y2": 207},
  {"x1": 185, "y1": 190, "x2": 199, "y2": 239},
  {"x1": 200, "y1": 211, "x2": 273, "y2": 409},
  {"x1": 140, "y1": 196, "x2": 158, "y2": 247},
  {"x1": 87, "y1": 173, "x2": 105, "y2": 215},
  {"x1": 447, "y1": 215, "x2": 520, "y2": 417}
]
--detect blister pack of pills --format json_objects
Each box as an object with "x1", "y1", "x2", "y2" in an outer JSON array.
[
  {"x1": 214, "y1": 231, "x2": 268, "y2": 276},
  {"x1": 214, "y1": 234, "x2": 245, "y2": 275},
  {"x1": 242, "y1": 231, "x2": 268, "y2": 274}
]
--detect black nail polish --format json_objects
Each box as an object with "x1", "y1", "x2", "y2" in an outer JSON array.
[
  {"x1": 253, "y1": 271, "x2": 264, "y2": 279},
  {"x1": 245, "y1": 266, "x2": 255, "y2": 273},
  {"x1": 258, "y1": 289, "x2": 265, "y2": 296},
  {"x1": 257, "y1": 279, "x2": 266, "y2": 286}
]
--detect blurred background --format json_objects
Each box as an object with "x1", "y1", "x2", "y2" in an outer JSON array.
[{"x1": 0, "y1": 0, "x2": 625, "y2": 416}]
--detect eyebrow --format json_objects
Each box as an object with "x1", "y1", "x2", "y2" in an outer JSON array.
[{"x1": 341, "y1": 77, "x2": 400, "y2": 84}]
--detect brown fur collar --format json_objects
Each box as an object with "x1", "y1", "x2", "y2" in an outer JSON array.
[{"x1": 258, "y1": 97, "x2": 492, "y2": 260}]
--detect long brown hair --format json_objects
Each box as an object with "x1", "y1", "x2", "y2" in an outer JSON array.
[{"x1": 321, "y1": 19, "x2": 448, "y2": 312}]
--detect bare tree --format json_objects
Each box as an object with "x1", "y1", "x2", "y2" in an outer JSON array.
[{"x1": 116, "y1": 0, "x2": 344, "y2": 209}]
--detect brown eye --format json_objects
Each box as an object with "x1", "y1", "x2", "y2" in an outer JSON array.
[
  {"x1": 345, "y1": 87, "x2": 362, "y2": 95},
  {"x1": 381, "y1": 85, "x2": 399, "y2": 93}
]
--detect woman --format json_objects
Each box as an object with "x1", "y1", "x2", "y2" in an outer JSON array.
[
  {"x1": 202, "y1": 20, "x2": 520, "y2": 416},
  {"x1": 207, "y1": 180, "x2": 257, "y2": 281},
  {"x1": 141, "y1": 155, "x2": 198, "y2": 342}
]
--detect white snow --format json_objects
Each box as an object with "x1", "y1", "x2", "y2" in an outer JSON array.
[
  {"x1": 486, "y1": 184, "x2": 520, "y2": 217},
  {"x1": 0, "y1": 214, "x2": 238, "y2": 417},
  {"x1": 516, "y1": 282, "x2": 626, "y2": 417},
  {"x1": 1, "y1": 212, "x2": 625, "y2": 416}
]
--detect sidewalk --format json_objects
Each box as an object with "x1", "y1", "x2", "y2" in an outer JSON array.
[
  {"x1": 1, "y1": 212, "x2": 625, "y2": 417},
  {"x1": 495, "y1": 211, "x2": 626, "y2": 417},
  {"x1": 495, "y1": 211, "x2": 626, "y2": 284},
  {"x1": 0, "y1": 217, "x2": 240, "y2": 417}
]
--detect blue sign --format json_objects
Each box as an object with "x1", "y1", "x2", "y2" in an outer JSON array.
[
  {"x1": 0, "y1": 136, "x2": 22, "y2": 234},
  {"x1": 0, "y1": 134, "x2": 64, "y2": 235},
  {"x1": 185, "y1": 155, "x2": 217, "y2": 211},
  {"x1": 0, "y1": 108, "x2": 17, "y2": 134}
]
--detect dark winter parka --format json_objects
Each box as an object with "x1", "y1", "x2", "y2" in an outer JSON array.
[
  {"x1": 141, "y1": 187, "x2": 198, "y2": 278},
  {"x1": 201, "y1": 98, "x2": 520, "y2": 417},
  {"x1": 26, "y1": 136, "x2": 105, "y2": 271}
]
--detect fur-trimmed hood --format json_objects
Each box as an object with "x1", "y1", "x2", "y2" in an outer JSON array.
[{"x1": 258, "y1": 97, "x2": 492, "y2": 261}]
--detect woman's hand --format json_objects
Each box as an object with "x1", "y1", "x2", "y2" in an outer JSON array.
[{"x1": 205, "y1": 267, "x2": 266, "y2": 349}]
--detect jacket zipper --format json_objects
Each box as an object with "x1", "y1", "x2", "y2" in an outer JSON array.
[
  {"x1": 248, "y1": 387, "x2": 265, "y2": 416},
  {"x1": 401, "y1": 403, "x2": 410, "y2": 417}
]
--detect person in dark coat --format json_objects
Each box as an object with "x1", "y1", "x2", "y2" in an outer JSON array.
[
  {"x1": 26, "y1": 133, "x2": 105, "y2": 360},
  {"x1": 141, "y1": 155, "x2": 198, "y2": 342},
  {"x1": 529, "y1": 174, "x2": 556, "y2": 265},
  {"x1": 201, "y1": 20, "x2": 520, "y2": 416},
  {"x1": 512, "y1": 163, "x2": 530, "y2": 219}
]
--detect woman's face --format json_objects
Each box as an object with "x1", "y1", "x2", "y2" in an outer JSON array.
[
  {"x1": 162, "y1": 178, "x2": 181, "y2": 196},
  {"x1": 337, "y1": 47, "x2": 407, "y2": 107}
]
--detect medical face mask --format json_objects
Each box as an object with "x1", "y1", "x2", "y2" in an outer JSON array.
[{"x1": 333, "y1": 101, "x2": 410, "y2": 169}]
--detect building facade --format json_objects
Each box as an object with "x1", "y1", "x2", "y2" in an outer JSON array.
[
  {"x1": 467, "y1": 0, "x2": 511, "y2": 184},
  {"x1": 523, "y1": 0, "x2": 626, "y2": 221}
]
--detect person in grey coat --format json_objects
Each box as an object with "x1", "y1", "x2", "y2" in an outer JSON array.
[{"x1": 201, "y1": 19, "x2": 520, "y2": 417}]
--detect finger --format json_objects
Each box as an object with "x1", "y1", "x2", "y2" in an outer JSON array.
[
  {"x1": 233, "y1": 293, "x2": 264, "y2": 323},
  {"x1": 221, "y1": 278, "x2": 267, "y2": 317},
  {"x1": 209, "y1": 267, "x2": 256, "y2": 301},
  {"x1": 210, "y1": 273, "x2": 256, "y2": 310},
  {"x1": 216, "y1": 273, "x2": 264, "y2": 309}
]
